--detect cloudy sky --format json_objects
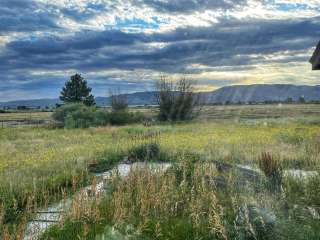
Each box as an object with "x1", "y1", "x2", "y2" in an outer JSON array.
[{"x1": 0, "y1": 0, "x2": 320, "y2": 101}]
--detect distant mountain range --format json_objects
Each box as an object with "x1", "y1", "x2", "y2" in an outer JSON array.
[
  {"x1": 1, "y1": 84, "x2": 320, "y2": 109},
  {"x1": 200, "y1": 84, "x2": 320, "y2": 103}
]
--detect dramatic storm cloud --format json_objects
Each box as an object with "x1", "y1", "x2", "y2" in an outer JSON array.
[{"x1": 0, "y1": 0, "x2": 319, "y2": 101}]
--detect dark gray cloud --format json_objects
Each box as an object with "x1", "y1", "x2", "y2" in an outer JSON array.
[
  {"x1": 0, "y1": 0, "x2": 60, "y2": 34},
  {"x1": 138, "y1": 0, "x2": 249, "y2": 13},
  {"x1": 4, "y1": 17, "x2": 319, "y2": 74},
  {"x1": 6, "y1": 30, "x2": 146, "y2": 55},
  {"x1": 0, "y1": 0, "x2": 319, "y2": 101}
]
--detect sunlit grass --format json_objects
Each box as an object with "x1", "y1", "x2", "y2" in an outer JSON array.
[{"x1": 1, "y1": 105, "x2": 320, "y2": 238}]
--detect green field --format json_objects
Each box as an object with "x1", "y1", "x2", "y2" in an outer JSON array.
[
  {"x1": 1, "y1": 104, "x2": 319, "y2": 123},
  {"x1": 0, "y1": 104, "x2": 319, "y2": 239},
  {"x1": 0, "y1": 111, "x2": 52, "y2": 121},
  {"x1": 200, "y1": 104, "x2": 320, "y2": 119}
]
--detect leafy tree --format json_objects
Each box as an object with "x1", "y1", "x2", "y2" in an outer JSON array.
[{"x1": 60, "y1": 74, "x2": 95, "y2": 106}]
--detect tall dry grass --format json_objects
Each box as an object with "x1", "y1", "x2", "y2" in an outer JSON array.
[{"x1": 109, "y1": 163, "x2": 227, "y2": 240}]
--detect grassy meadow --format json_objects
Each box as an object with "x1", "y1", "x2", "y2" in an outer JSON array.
[{"x1": 0, "y1": 104, "x2": 320, "y2": 239}]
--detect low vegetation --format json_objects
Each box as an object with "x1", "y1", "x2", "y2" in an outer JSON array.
[
  {"x1": 259, "y1": 152, "x2": 283, "y2": 191},
  {"x1": 156, "y1": 76, "x2": 202, "y2": 121},
  {"x1": 52, "y1": 103, "x2": 144, "y2": 128},
  {"x1": 0, "y1": 105, "x2": 320, "y2": 239},
  {"x1": 41, "y1": 158, "x2": 320, "y2": 240}
]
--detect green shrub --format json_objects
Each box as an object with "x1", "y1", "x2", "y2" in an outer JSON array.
[
  {"x1": 64, "y1": 108, "x2": 109, "y2": 129},
  {"x1": 109, "y1": 110, "x2": 144, "y2": 125},
  {"x1": 284, "y1": 174, "x2": 320, "y2": 207},
  {"x1": 128, "y1": 142, "x2": 161, "y2": 162},
  {"x1": 93, "y1": 110, "x2": 110, "y2": 126},
  {"x1": 129, "y1": 111, "x2": 145, "y2": 123},
  {"x1": 52, "y1": 103, "x2": 87, "y2": 122},
  {"x1": 88, "y1": 150, "x2": 125, "y2": 173},
  {"x1": 53, "y1": 103, "x2": 145, "y2": 129}
]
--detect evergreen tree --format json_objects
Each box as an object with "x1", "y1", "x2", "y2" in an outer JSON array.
[{"x1": 60, "y1": 74, "x2": 95, "y2": 106}]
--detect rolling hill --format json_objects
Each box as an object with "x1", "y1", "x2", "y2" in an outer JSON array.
[{"x1": 1, "y1": 84, "x2": 319, "y2": 109}]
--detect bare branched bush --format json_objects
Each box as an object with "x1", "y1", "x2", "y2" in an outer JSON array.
[
  {"x1": 109, "y1": 89, "x2": 128, "y2": 112},
  {"x1": 155, "y1": 75, "x2": 202, "y2": 121}
]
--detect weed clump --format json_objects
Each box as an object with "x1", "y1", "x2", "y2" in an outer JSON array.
[
  {"x1": 259, "y1": 152, "x2": 283, "y2": 191},
  {"x1": 127, "y1": 142, "x2": 161, "y2": 162}
]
